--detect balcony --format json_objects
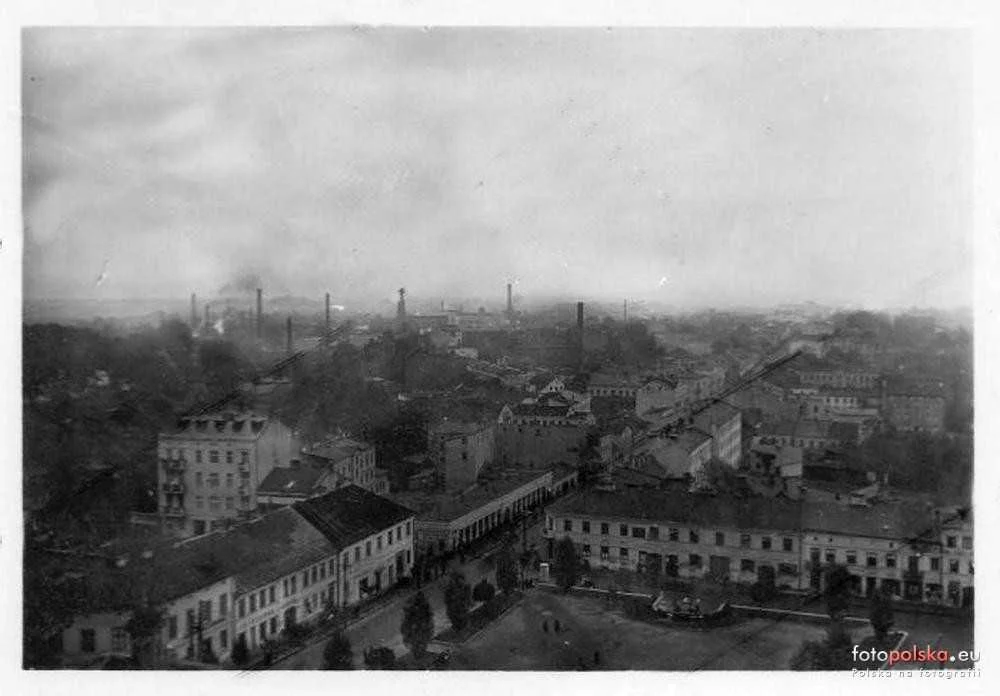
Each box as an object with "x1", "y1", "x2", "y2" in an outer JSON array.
[
  {"x1": 162, "y1": 457, "x2": 187, "y2": 472},
  {"x1": 162, "y1": 481, "x2": 185, "y2": 494},
  {"x1": 163, "y1": 506, "x2": 186, "y2": 518},
  {"x1": 903, "y1": 569, "x2": 924, "y2": 583}
]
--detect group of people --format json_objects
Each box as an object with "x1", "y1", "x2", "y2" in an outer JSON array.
[{"x1": 672, "y1": 596, "x2": 702, "y2": 616}]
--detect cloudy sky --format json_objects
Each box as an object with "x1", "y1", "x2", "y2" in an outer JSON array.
[{"x1": 22, "y1": 27, "x2": 972, "y2": 309}]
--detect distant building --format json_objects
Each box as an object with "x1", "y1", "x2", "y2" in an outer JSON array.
[
  {"x1": 427, "y1": 420, "x2": 496, "y2": 488},
  {"x1": 755, "y1": 418, "x2": 859, "y2": 450},
  {"x1": 883, "y1": 380, "x2": 947, "y2": 433},
  {"x1": 797, "y1": 368, "x2": 880, "y2": 390},
  {"x1": 497, "y1": 392, "x2": 595, "y2": 469},
  {"x1": 300, "y1": 437, "x2": 387, "y2": 495},
  {"x1": 692, "y1": 401, "x2": 742, "y2": 468},
  {"x1": 631, "y1": 431, "x2": 713, "y2": 482},
  {"x1": 157, "y1": 411, "x2": 297, "y2": 537}
]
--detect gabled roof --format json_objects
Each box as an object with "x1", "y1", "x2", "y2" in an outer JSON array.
[{"x1": 294, "y1": 485, "x2": 415, "y2": 549}]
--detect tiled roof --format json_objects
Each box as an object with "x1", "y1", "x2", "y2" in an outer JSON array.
[
  {"x1": 548, "y1": 489, "x2": 933, "y2": 540},
  {"x1": 164, "y1": 412, "x2": 272, "y2": 440},
  {"x1": 390, "y1": 470, "x2": 550, "y2": 522},
  {"x1": 294, "y1": 485, "x2": 415, "y2": 549}
]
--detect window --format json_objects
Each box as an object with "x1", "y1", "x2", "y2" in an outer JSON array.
[
  {"x1": 600, "y1": 546, "x2": 610, "y2": 561},
  {"x1": 80, "y1": 628, "x2": 96, "y2": 653},
  {"x1": 601, "y1": 523, "x2": 610, "y2": 535},
  {"x1": 930, "y1": 557, "x2": 941, "y2": 571},
  {"x1": 269, "y1": 586, "x2": 276, "y2": 603},
  {"x1": 782, "y1": 537, "x2": 794, "y2": 552},
  {"x1": 689, "y1": 530, "x2": 699, "y2": 544},
  {"x1": 312, "y1": 567, "x2": 319, "y2": 584},
  {"x1": 167, "y1": 615, "x2": 178, "y2": 639},
  {"x1": 187, "y1": 609, "x2": 196, "y2": 634},
  {"x1": 406, "y1": 521, "x2": 412, "y2": 536},
  {"x1": 715, "y1": 532, "x2": 725, "y2": 547},
  {"x1": 619, "y1": 547, "x2": 629, "y2": 560},
  {"x1": 249, "y1": 595, "x2": 257, "y2": 613},
  {"x1": 195, "y1": 450, "x2": 203, "y2": 464},
  {"x1": 846, "y1": 551, "x2": 857, "y2": 566},
  {"x1": 238, "y1": 598, "x2": 246, "y2": 618},
  {"x1": 283, "y1": 579, "x2": 289, "y2": 597},
  {"x1": 886, "y1": 554, "x2": 897, "y2": 569},
  {"x1": 226, "y1": 450, "x2": 233, "y2": 464},
  {"x1": 825, "y1": 551, "x2": 836, "y2": 565},
  {"x1": 740, "y1": 534, "x2": 751, "y2": 548},
  {"x1": 761, "y1": 536, "x2": 772, "y2": 550},
  {"x1": 582, "y1": 521, "x2": 591, "y2": 533},
  {"x1": 226, "y1": 473, "x2": 234, "y2": 488},
  {"x1": 219, "y1": 594, "x2": 228, "y2": 616},
  {"x1": 366, "y1": 541, "x2": 372, "y2": 557},
  {"x1": 582, "y1": 544, "x2": 592, "y2": 558},
  {"x1": 303, "y1": 571, "x2": 310, "y2": 588},
  {"x1": 949, "y1": 559, "x2": 960, "y2": 574},
  {"x1": 740, "y1": 559, "x2": 756, "y2": 572},
  {"x1": 330, "y1": 559, "x2": 336, "y2": 575},
  {"x1": 778, "y1": 563, "x2": 797, "y2": 576},
  {"x1": 208, "y1": 473, "x2": 220, "y2": 488},
  {"x1": 962, "y1": 537, "x2": 972, "y2": 550},
  {"x1": 946, "y1": 536, "x2": 957, "y2": 548},
  {"x1": 619, "y1": 524, "x2": 628, "y2": 537},
  {"x1": 648, "y1": 526, "x2": 659, "y2": 540},
  {"x1": 355, "y1": 546, "x2": 361, "y2": 561},
  {"x1": 689, "y1": 554, "x2": 702, "y2": 568},
  {"x1": 270, "y1": 617, "x2": 277, "y2": 634},
  {"x1": 377, "y1": 536, "x2": 383, "y2": 551},
  {"x1": 387, "y1": 530, "x2": 393, "y2": 545},
  {"x1": 210, "y1": 450, "x2": 219, "y2": 464},
  {"x1": 564, "y1": 520, "x2": 572, "y2": 532},
  {"x1": 632, "y1": 527, "x2": 646, "y2": 539},
  {"x1": 867, "y1": 554, "x2": 878, "y2": 568},
  {"x1": 320, "y1": 564, "x2": 326, "y2": 580},
  {"x1": 291, "y1": 575, "x2": 297, "y2": 593},
  {"x1": 669, "y1": 528, "x2": 679, "y2": 542},
  {"x1": 220, "y1": 630, "x2": 228, "y2": 650}
]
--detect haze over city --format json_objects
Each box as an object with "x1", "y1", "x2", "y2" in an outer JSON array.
[{"x1": 23, "y1": 28, "x2": 971, "y2": 311}]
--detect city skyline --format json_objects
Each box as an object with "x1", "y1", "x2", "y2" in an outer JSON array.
[{"x1": 23, "y1": 27, "x2": 972, "y2": 309}]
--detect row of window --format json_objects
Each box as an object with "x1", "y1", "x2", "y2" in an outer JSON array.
[
  {"x1": 192, "y1": 471, "x2": 249, "y2": 488},
  {"x1": 560, "y1": 519, "x2": 796, "y2": 552},
  {"x1": 583, "y1": 546, "x2": 797, "y2": 575},
  {"x1": 167, "y1": 448, "x2": 251, "y2": 465},
  {"x1": 345, "y1": 522, "x2": 412, "y2": 565},
  {"x1": 194, "y1": 496, "x2": 237, "y2": 511}
]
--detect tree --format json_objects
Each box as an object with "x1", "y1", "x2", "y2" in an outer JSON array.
[
  {"x1": 231, "y1": 633, "x2": 249, "y2": 666},
  {"x1": 495, "y1": 546, "x2": 519, "y2": 595},
  {"x1": 473, "y1": 579, "x2": 496, "y2": 603},
  {"x1": 824, "y1": 564, "x2": 853, "y2": 620},
  {"x1": 552, "y1": 537, "x2": 581, "y2": 591},
  {"x1": 323, "y1": 631, "x2": 353, "y2": 670},
  {"x1": 444, "y1": 572, "x2": 473, "y2": 631},
  {"x1": 790, "y1": 622, "x2": 854, "y2": 670},
  {"x1": 364, "y1": 646, "x2": 396, "y2": 669},
  {"x1": 401, "y1": 591, "x2": 434, "y2": 658},
  {"x1": 125, "y1": 604, "x2": 165, "y2": 667},
  {"x1": 870, "y1": 588, "x2": 895, "y2": 644}
]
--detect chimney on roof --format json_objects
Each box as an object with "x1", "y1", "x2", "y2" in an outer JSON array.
[
  {"x1": 286, "y1": 316, "x2": 293, "y2": 355},
  {"x1": 256, "y1": 288, "x2": 263, "y2": 340}
]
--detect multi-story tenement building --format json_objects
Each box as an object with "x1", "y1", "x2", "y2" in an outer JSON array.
[
  {"x1": 692, "y1": 401, "x2": 742, "y2": 468},
  {"x1": 497, "y1": 392, "x2": 595, "y2": 469},
  {"x1": 427, "y1": 420, "x2": 496, "y2": 488},
  {"x1": 157, "y1": 411, "x2": 297, "y2": 537},
  {"x1": 59, "y1": 486, "x2": 414, "y2": 667},
  {"x1": 882, "y1": 380, "x2": 947, "y2": 433},
  {"x1": 547, "y1": 489, "x2": 972, "y2": 606}
]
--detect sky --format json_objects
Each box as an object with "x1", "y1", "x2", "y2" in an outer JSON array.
[{"x1": 21, "y1": 27, "x2": 973, "y2": 310}]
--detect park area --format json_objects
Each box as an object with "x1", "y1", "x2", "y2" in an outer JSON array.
[{"x1": 449, "y1": 588, "x2": 869, "y2": 670}]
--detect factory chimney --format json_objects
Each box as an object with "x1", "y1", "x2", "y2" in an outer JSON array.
[
  {"x1": 204, "y1": 303, "x2": 211, "y2": 328},
  {"x1": 256, "y1": 288, "x2": 263, "y2": 340},
  {"x1": 397, "y1": 288, "x2": 407, "y2": 321},
  {"x1": 190, "y1": 293, "x2": 197, "y2": 328},
  {"x1": 325, "y1": 292, "x2": 331, "y2": 332},
  {"x1": 286, "y1": 316, "x2": 293, "y2": 355},
  {"x1": 506, "y1": 283, "x2": 513, "y2": 316}
]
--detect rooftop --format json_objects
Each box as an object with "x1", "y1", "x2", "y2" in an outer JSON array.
[
  {"x1": 303, "y1": 436, "x2": 372, "y2": 462},
  {"x1": 257, "y1": 466, "x2": 327, "y2": 497},
  {"x1": 163, "y1": 411, "x2": 272, "y2": 440},
  {"x1": 390, "y1": 469, "x2": 551, "y2": 522},
  {"x1": 294, "y1": 485, "x2": 415, "y2": 549}
]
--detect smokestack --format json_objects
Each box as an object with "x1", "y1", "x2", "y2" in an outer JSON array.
[
  {"x1": 190, "y1": 293, "x2": 197, "y2": 328},
  {"x1": 204, "y1": 303, "x2": 210, "y2": 327},
  {"x1": 286, "y1": 316, "x2": 293, "y2": 354},
  {"x1": 577, "y1": 301, "x2": 584, "y2": 330},
  {"x1": 325, "y1": 293, "x2": 331, "y2": 332},
  {"x1": 506, "y1": 283, "x2": 513, "y2": 316},
  {"x1": 256, "y1": 288, "x2": 263, "y2": 339}
]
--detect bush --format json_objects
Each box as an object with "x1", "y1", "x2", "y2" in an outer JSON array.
[
  {"x1": 364, "y1": 646, "x2": 396, "y2": 669},
  {"x1": 444, "y1": 572, "x2": 473, "y2": 631},
  {"x1": 323, "y1": 631, "x2": 353, "y2": 670},
  {"x1": 401, "y1": 591, "x2": 434, "y2": 658},
  {"x1": 750, "y1": 580, "x2": 778, "y2": 603},
  {"x1": 231, "y1": 634, "x2": 249, "y2": 666},
  {"x1": 473, "y1": 579, "x2": 496, "y2": 603}
]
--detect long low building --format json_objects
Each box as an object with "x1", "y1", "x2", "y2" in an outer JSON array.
[
  {"x1": 392, "y1": 468, "x2": 577, "y2": 558},
  {"x1": 545, "y1": 488, "x2": 973, "y2": 606}
]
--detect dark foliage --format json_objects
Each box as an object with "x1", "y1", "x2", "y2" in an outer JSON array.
[
  {"x1": 401, "y1": 591, "x2": 434, "y2": 658},
  {"x1": 444, "y1": 572, "x2": 473, "y2": 631},
  {"x1": 323, "y1": 631, "x2": 353, "y2": 670},
  {"x1": 472, "y1": 579, "x2": 496, "y2": 603},
  {"x1": 552, "y1": 537, "x2": 581, "y2": 591}
]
